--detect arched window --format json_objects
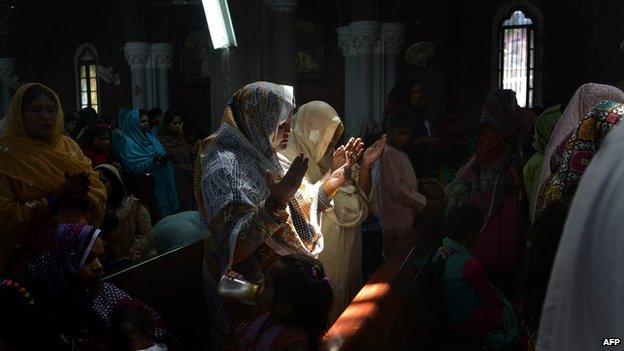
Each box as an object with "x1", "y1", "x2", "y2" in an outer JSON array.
[
  {"x1": 74, "y1": 44, "x2": 99, "y2": 112},
  {"x1": 492, "y1": 2, "x2": 543, "y2": 108}
]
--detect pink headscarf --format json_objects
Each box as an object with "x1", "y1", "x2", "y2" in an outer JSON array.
[{"x1": 535, "y1": 83, "x2": 624, "y2": 203}]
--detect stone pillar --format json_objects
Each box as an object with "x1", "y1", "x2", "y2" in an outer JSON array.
[
  {"x1": 0, "y1": 58, "x2": 15, "y2": 115},
  {"x1": 350, "y1": 21, "x2": 380, "y2": 137},
  {"x1": 269, "y1": 0, "x2": 299, "y2": 87},
  {"x1": 381, "y1": 23, "x2": 405, "y2": 112},
  {"x1": 123, "y1": 42, "x2": 151, "y2": 109},
  {"x1": 337, "y1": 26, "x2": 358, "y2": 137},
  {"x1": 152, "y1": 43, "x2": 173, "y2": 111},
  {"x1": 372, "y1": 37, "x2": 384, "y2": 126}
]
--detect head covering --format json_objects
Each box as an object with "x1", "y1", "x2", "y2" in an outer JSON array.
[
  {"x1": 536, "y1": 113, "x2": 624, "y2": 351},
  {"x1": 0, "y1": 83, "x2": 106, "y2": 225},
  {"x1": 523, "y1": 104, "x2": 564, "y2": 220},
  {"x1": 196, "y1": 82, "x2": 322, "y2": 263},
  {"x1": 536, "y1": 83, "x2": 624, "y2": 195},
  {"x1": 532, "y1": 105, "x2": 563, "y2": 154},
  {"x1": 281, "y1": 101, "x2": 344, "y2": 183},
  {"x1": 55, "y1": 223, "x2": 101, "y2": 272},
  {"x1": 535, "y1": 100, "x2": 624, "y2": 217},
  {"x1": 116, "y1": 108, "x2": 166, "y2": 167},
  {"x1": 471, "y1": 89, "x2": 522, "y2": 218},
  {"x1": 33, "y1": 223, "x2": 101, "y2": 307}
]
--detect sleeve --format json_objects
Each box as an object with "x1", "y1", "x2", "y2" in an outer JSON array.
[
  {"x1": 330, "y1": 183, "x2": 370, "y2": 229},
  {"x1": 380, "y1": 151, "x2": 426, "y2": 209},
  {"x1": 0, "y1": 175, "x2": 51, "y2": 267},
  {"x1": 201, "y1": 156, "x2": 287, "y2": 267},
  {"x1": 463, "y1": 257, "x2": 502, "y2": 335}
]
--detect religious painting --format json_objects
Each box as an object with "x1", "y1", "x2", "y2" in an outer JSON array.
[
  {"x1": 181, "y1": 31, "x2": 211, "y2": 85},
  {"x1": 295, "y1": 16, "x2": 325, "y2": 81}
]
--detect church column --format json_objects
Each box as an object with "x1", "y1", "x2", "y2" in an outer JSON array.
[
  {"x1": 0, "y1": 58, "x2": 14, "y2": 114},
  {"x1": 382, "y1": 23, "x2": 405, "y2": 113},
  {"x1": 337, "y1": 26, "x2": 358, "y2": 137},
  {"x1": 269, "y1": 0, "x2": 299, "y2": 87},
  {"x1": 151, "y1": 43, "x2": 173, "y2": 111},
  {"x1": 123, "y1": 42, "x2": 151, "y2": 109},
  {"x1": 350, "y1": 21, "x2": 380, "y2": 137}
]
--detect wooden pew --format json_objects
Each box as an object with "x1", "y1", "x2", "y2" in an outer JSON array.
[
  {"x1": 103, "y1": 240, "x2": 210, "y2": 351},
  {"x1": 321, "y1": 232, "x2": 442, "y2": 351}
]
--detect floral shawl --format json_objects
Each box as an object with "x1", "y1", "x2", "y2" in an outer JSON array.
[{"x1": 535, "y1": 100, "x2": 624, "y2": 217}]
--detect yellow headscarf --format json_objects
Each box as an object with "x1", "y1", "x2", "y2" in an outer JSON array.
[
  {"x1": 281, "y1": 101, "x2": 344, "y2": 183},
  {"x1": 0, "y1": 82, "x2": 106, "y2": 225}
]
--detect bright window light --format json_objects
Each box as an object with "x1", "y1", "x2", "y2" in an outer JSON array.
[{"x1": 202, "y1": 0, "x2": 237, "y2": 49}]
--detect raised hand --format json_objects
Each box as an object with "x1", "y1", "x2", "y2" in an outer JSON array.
[
  {"x1": 267, "y1": 153, "x2": 309, "y2": 207},
  {"x1": 362, "y1": 134, "x2": 388, "y2": 168}
]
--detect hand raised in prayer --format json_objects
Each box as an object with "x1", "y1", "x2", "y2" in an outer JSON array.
[
  {"x1": 267, "y1": 153, "x2": 309, "y2": 207},
  {"x1": 58, "y1": 172, "x2": 91, "y2": 210},
  {"x1": 332, "y1": 137, "x2": 364, "y2": 172},
  {"x1": 324, "y1": 149, "x2": 358, "y2": 196},
  {"x1": 362, "y1": 134, "x2": 388, "y2": 168}
]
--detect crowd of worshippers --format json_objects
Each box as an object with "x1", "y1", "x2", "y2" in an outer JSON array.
[{"x1": 0, "y1": 79, "x2": 621, "y2": 351}]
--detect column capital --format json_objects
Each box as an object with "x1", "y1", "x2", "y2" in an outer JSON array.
[
  {"x1": 123, "y1": 42, "x2": 151, "y2": 68},
  {"x1": 337, "y1": 26, "x2": 356, "y2": 57},
  {"x1": 151, "y1": 43, "x2": 174, "y2": 69},
  {"x1": 349, "y1": 21, "x2": 381, "y2": 55},
  {"x1": 268, "y1": 0, "x2": 299, "y2": 12},
  {"x1": 381, "y1": 22, "x2": 405, "y2": 55}
]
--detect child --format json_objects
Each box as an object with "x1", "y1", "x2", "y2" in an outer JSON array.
[
  {"x1": 434, "y1": 203, "x2": 517, "y2": 349},
  {"x1": 377, "y1": 106, "x2": 427, "y2": 257},
  {"x1": 245, "y1": 254, "x2": 333, "y2": 351},
  {"x1": 110, "y1": 305, "x2": 168, "y2": 351},
  {"x1": 82, "y1": 123, "x2": 113, "y2": 167}
]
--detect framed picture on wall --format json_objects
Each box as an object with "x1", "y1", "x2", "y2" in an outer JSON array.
[
  {"x1": 295, "y1": 15, "x2": 325, "y2": 82},
  {"x1": 180, "y1": 31, "x2": 211, "y2": 86}
]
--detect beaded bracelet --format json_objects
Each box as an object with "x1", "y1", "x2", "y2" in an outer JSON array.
[{"x1": 1, "y1": 279, "x2": 35, "y2": 306}]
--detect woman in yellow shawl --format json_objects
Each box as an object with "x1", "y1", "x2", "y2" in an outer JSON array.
[
  {"x1": 0, "y1": 83, "x2": 106, "y2": 273},
  {"x1": 280, "y1": 101, "x2": 387, "y2": 322}
]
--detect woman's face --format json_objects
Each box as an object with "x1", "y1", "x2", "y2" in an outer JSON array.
[
  {"x1": 271, "y1": 114, "x2": 292, "y2": 151},
  {"x1": 166, "y1": 115, "x2": 183, "y2": 134},
  {"x1": 410, "y1": 84, "x2": 424, "y2": 106},
  {"x1": 139, "y1": 115, "x2": 150, "y2": 133},
  {"x1": 79, "y1": 237, "x2": 105, "y2": 283},
  {"x1": 22, "y1": 94, "x2": 57, "y2": 142},
  {"x1": 92, "y1": 131, "x2": 111, "y2": 152},
  {"x1": 97, "y1": 170, "x2": 113, "y2": 198}
]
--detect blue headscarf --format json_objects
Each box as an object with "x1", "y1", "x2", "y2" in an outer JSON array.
[{"x1": 117, "y1": 109, "x2": 166, "y2": 167}]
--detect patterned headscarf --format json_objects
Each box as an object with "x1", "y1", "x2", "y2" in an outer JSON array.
[
  {"x1": 471, "y1": 89, "x2": 522, "y2": 218},
  {"x1": 536, "y1": 83, "x2": 624, "y2": 196},
  {"x1": 535, "y1": 100, "x2": 624, "y2": 217},
  {"x1": 196, "y1": 82, "x2": 322, "y2": 276}
]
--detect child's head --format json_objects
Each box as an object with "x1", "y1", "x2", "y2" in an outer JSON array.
[
  {"x1": 446, "y1": 202, "x2": 484, "y2": 248},
  {"x1": 257, "y1": 254, "x2": 333, "y2": 348},
  {"x1": 89, "y1": 124, "x2": 111, "y2": 153},
  {"x1": 110, "y1": 305, "x2": 156, "y2": 351},
  {"x1": 386, "y1": 106, "x2": 416, "y2": 149}
]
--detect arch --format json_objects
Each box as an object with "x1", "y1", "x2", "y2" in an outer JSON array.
[
  {"x1": 74, "y1": 43, "x2": 100, "y2": 112},
  {"x1": 491, "y1": 1, "x2": 543, "y2": 108}
]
